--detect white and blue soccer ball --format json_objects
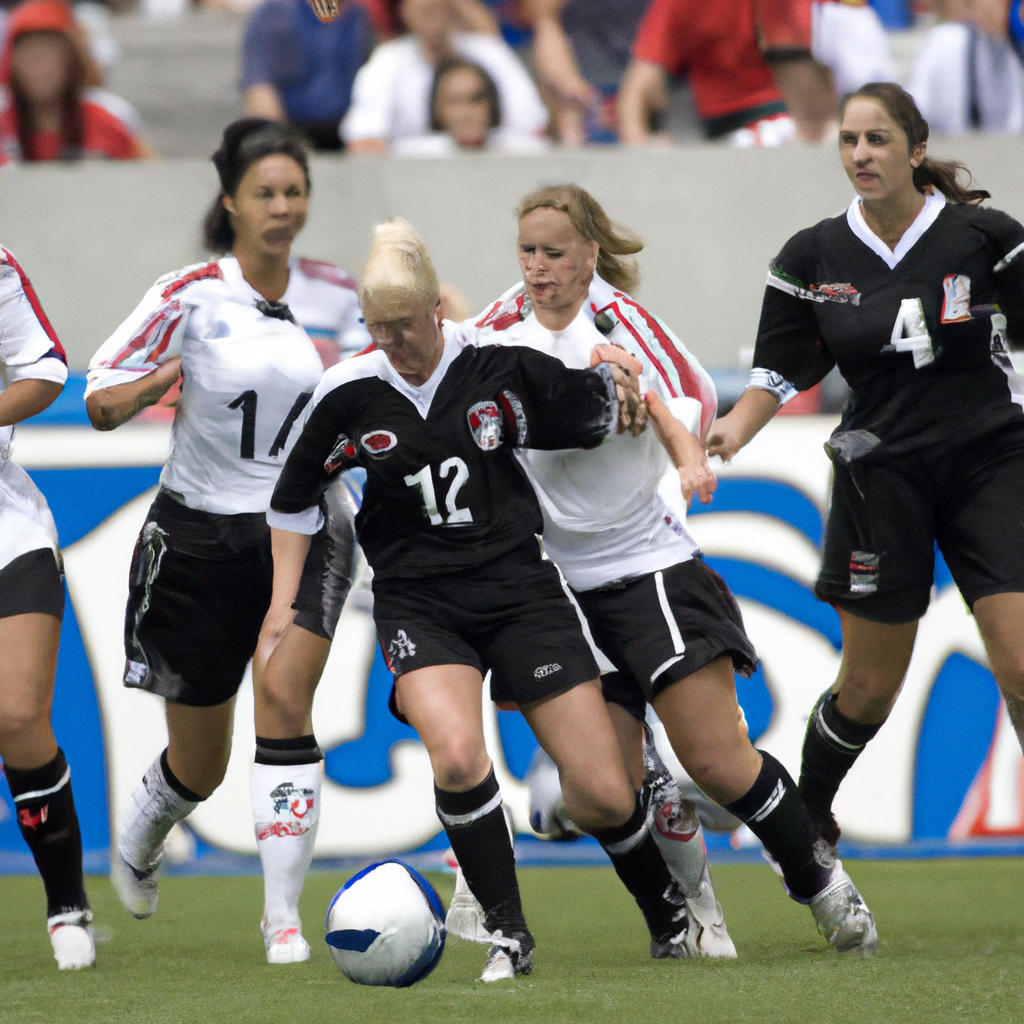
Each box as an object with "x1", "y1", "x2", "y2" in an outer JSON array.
[{"x1": 325, "y1": 859, "x2": 446, "y2": 987}]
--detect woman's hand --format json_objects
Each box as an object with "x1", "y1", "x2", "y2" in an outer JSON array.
[
  {"x1": 86, "y1": 356, "x2": 182, "y2": 431},
  {"x1": 646, "y1": 390, "x2": 716, "y2": 507},
  {"x1": 591, "y1": 343, "x2": 647, "y2": 436},
  {"x1": 705, "y1": 388, "x2": 781, "y2": 462}
]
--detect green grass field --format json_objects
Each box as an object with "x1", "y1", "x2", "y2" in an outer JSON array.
[{"x1": 2, "y1": 860, "x2": 1023, "y2": 1024}]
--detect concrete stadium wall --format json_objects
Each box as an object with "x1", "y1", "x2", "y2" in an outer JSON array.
[{"x1": 1, "y1": 137, "x2": 1021, "y2": 371}]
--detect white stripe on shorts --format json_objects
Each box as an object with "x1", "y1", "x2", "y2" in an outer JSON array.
[{"x1": 651, "y1": 571, "x2": 685, "y2": 684}]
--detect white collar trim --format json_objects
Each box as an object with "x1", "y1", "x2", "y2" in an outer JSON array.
[{"x1": 846, "y1": 192, "x2": 946, "y2": 269}]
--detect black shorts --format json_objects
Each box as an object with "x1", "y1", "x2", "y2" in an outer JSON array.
[
  {"x1": 292, "y1": 479, "x2": 358, "y2": 641},
  {"x1": 123, "y1": 490, "x2": 273, "y2": 707},
  {"x1": 817, "y1": 428, "x2": 1024, "y2": 623},
  {"x1": 573, "y1": 557, "x2": 758, "y2": 704},
  {"x1": 373, "y1": 544, "x2": 599, "y2": 708},
  {"x1": 0, "y1": 548, "x2": 64, "y2": 621}
]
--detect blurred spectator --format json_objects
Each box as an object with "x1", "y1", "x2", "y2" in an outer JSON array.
[
  {"x1": 525, "y1": 0, "x2": 653, "y2": 146},
  {"x1": 0, "y1": 0, "x2": 151, "y2": 164},
  {"x1": 392, "y1": 55, "x2": 549, "y2": 151},
  {"x1": 341, "y1": 0, "x2": 547, "y2": 152},
  {"x1": 618, "y1": 0, "x2": 796, "y2": 146},
  {"x1": 757, "y1": 0, "x2": 895, "y2": 141},
  {"x1": 909, "y1": 0, "x2": 1024, "y2": 133},
  {"x1": 241, "y1": 0, "x2": 373, "y2": 150}
]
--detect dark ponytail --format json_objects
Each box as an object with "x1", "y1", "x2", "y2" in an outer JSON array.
[
  {"x1": 840, "y1": 82, "x2": 990, "y2": 205},
  {"x1": 203, "y1": 119, "x2": 312, "y2": 253}
]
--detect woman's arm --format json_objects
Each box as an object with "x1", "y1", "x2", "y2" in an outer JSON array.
[
  {"x1": 705, "y1": 387, "x2": 780, "y2": 462},
  {"x1": 646, "y1": 390, "x2": 716, "y2": 506},
  {"x1": 0, "y1": 378, "x2": 63, "y2": 428},
  {"x1": 85, "y1": 356, "x2": 181, "y2": 431}
]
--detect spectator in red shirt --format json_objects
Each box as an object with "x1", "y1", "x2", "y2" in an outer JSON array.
[
  {"x1": 0, "y1": 0, "x2": 152, "y2": 165},
  {"x1": 618, "y1": 0, "x2": 796, "y2": 146}
]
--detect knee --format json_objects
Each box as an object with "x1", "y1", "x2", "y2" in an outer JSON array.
[
  {"x1": 991, "y1": 654, "x2": 1024, "y2": 698},
  {"x1": 561, "y1": 773, "x2": 635, "y2": 834},
  {"x1": 431, "y1": 738, "x2": 490, "y2": 793},
  {"x1": 0, "y1": 700, "x2": 50, "y2": 746}
]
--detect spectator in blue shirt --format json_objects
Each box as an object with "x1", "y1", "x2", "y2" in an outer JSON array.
[{"x1": 241, "y1": 0, "x2": 373, "y2": 150}]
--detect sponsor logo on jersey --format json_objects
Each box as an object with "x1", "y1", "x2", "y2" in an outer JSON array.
[
  {"x1": 849, "y1": 551, "x2": 879, "y2": 594},
  {"x1": 388, "y1": 629, "x2": 417, "y2": 662},
  {"x1": 941, "y1": 274, "x2": 972, "y2": 323},
  {"x1": 498, "y1": 389, "x2": 528, "y2": 445},
  {"x1": 18, "y1": 805, "x2": 48, "y2": 829},
  {"x1": 809, "y1": 282, "x2": 861, "y2": 304},
  {"x1": 325, "y1": 434, "x2": 358, "y2": 473},
  {"x1": 360, "y1": 430, "x2": 398, "y2": 457},
  {"x1": 467, "y1": 401, "x2": 503, "y2": 450},
  {"x1": 533, "y1": 663, "x2": 561, "y2": 679}
]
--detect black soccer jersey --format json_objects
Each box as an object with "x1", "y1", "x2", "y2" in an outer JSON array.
[
  {"x1": 271, "y1": 325, "x2": 618, "y2": 580},
  {"x1": 754, "y1": 195, "x2": 1024, "y2": 457}
]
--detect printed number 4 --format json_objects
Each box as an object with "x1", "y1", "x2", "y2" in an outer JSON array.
[
  {"x1": 888, "y1": 298, "x2": 935, "y2": 368},
  {"x1": 229, "y1": 390, "x2": 313, "y2": 460},
  {"x1": 404, "y1": 458, "x2": 473, "y2": 525}
]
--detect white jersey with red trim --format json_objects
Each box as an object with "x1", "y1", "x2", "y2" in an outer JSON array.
[
  {"x1": 467, "y1": 275, "x2": 717, "y2": 591},
  {"x1": 0, "y1": 245, "x2": 68, "y2": 571},
  {"x1": 87, "y1": 257, "x2": 323, "y2": 515},
  {"x1": 285, "y1": 257, "x2": 369, "y2": 367}
]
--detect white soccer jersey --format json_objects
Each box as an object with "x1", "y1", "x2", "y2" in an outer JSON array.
[
  {"x1": 284, "y1": 256, "x2": 369, "y2": 366},
  {"x1": 87, "y1": 257, "x2": 324, "y2": 515},
  {"x1": 466, "y1": 276, "x2": 718, "y2": 591},
  {"x1": 0, "y1": 245, "x2": 68, "y2": 571}
]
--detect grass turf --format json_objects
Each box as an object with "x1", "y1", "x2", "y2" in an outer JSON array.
[{"x1": 1, "y1": 860, "x2": 1023, "y2": 1024}]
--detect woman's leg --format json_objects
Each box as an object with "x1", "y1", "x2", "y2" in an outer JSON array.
[
  {"x1": 250, "y1": 623, "x2": 332, "y2": 963},
  {"x1": 113, "y1": 697, "x2": 235, "y2": 919},
  {"x1": 799, "y1": 611, "x2": 918, "y2": 841},
  {"x1": 653, "y1": 656, "x2": 876, "y2": 954},
  {"x1": 0, "y1": 612, "x2": 94, "y2": 968},
  {"x1": 972, "y1": 592, "x2": 1024, "y2": 753},
  {"x1": 397, "y1": 664, "x2": 532, "y2": 977},
  {"x1": 522, "y1": 680, "x2": 684, "y2": 956}
]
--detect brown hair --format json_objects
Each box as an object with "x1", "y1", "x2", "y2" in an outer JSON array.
[
  {"x1": 10, "y1": 31, "x2": 84, "y2": 160},
  {"x1": 516, "y1": 184, "x2": 643, "y2": 294},
  {"x1": 429, "y1": 58, "x2": 500, "y2": 132},
  {"x1": 840, "y1": 82, "x2": 990, "y2": 205}
]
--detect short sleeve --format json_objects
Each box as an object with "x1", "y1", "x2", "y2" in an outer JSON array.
[
  {"x1": 0, "y1": 249, "x2": 67, "y2": 386},
  {"x1": 752, "y1": 226, "x2": 836, "y2": 392},
  {"x1": 632, "y1": 0, "x2": 692, "y2": 74}
]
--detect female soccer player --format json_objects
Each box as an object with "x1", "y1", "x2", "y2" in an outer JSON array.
[
  {"x1": 84, "y1": 120, "x2": 335, "y2": 941},
  {"x1": 0, "y1": 246, "x2": 94, "y2": 970},
  {"x1": 707, "y1": 82, "x2": 1024, "y2": 849},
  {"x1": 467, "y1": 184, "x2": 877, "y2": 956},
  {"x1": 267, "y1": 218, "x2": 693, "y2": 980}
]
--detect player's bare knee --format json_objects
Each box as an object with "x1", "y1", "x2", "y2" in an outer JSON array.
[
  {"x1": 561, "y1": 777, "x2": 634, "y2": 833},
  {"x1": 431, "y1": 740, "x2": 489, "y2": 792}
]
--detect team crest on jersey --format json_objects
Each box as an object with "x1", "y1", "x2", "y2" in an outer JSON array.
[
  {"x1": 325, "y1": 434, "x2": 359, "y2": 473},
  {"x1": 809, "y1": 282, "x2": 861, "y2": 305},
  {"x1": 360, "y1": 430, "x2": 398, "y2": 457},
  {"x1": 941, "y1": 274, "x2": 972, "y2": 323},
  {"x1": 476, "y1": 292, "x2": 532, "y2": 331},
  {"x1": 467, "y1": 401, "x2": 503, "y2": 450}
]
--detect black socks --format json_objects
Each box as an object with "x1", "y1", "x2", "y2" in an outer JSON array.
[
  {"x1": 5, "y1": 749, "x2": 89, "y2": 918},
  {"x1": 255, "y1": 734, "x2": 324, "y2": 766},
  {"x1": 799, "y1": 690, "x2": 882, "y2": 842},
  {"x1": 435, "y1": 768, "x2": 528, "y2": 938},
  {"x1": 726, "y1": 750, "x2": 833, "y2": 901},
  {"x1": 593, "y1": 798, "x2": 679, "y2": 943}
]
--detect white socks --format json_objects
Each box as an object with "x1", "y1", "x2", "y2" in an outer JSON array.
[
  {"x1": 252, "y1": 760, "x2": 322, "y2": 930},
  {"x1": 118, "y1": 752, "x2": 200, "y2": 875}
]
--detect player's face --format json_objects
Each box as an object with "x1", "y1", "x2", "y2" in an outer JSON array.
[
  {"x1": 517, "y1": 208, "x2": 599, "y2": 326},
  {"x1": 838, "y1": 98, "x2": 925, "y2": 206},
  {"x1": 11, "y1": 32, "x2": 72, "y2": 105},
  {"x1": 224, "y1": 154, "x2": 309, "y2": 261},
  {"x1": 434, "y1": 67, "x2": 491, "y2": 148},
  {"x1": 363, "y1": 295, "x2": 443, "y2": 384}
]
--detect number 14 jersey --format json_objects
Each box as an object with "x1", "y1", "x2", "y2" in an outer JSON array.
[{"x1": 87, "y1": 258, "x2": 323, "y2": 514}]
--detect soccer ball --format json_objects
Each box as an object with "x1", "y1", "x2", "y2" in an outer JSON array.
[{"x1": 325, "y1": 860, "x2": 446, "y2": 987}]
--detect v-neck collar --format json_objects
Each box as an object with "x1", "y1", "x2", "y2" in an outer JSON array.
[
  {"x1": 846, "y1": 191, "x2": 946, "y2": 269},
  {"x1": 220, "y1": 254, "x2": 297, "y2": 304},
  {"x1": 383, "y1": 322, "x2": 462, "y2": 419}
]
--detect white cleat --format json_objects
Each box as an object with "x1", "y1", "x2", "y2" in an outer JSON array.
[
  {"x1": 478, "y1": 932, "x2": 532, "y2": 982},
  {"x1": 262, "y1": 922, "x2": 311, "y2": 964},
  {"x1": 808, "y1": 864, "x2": 877, "y2": 957},
  {"x1": 110, "y1": 852, "x2": 159, "y2": 919},
  {"x1": 681, "y1": 897, "x2": 737, "y2": 958},
  {"x1": 479, "y1": 946, "x2": 516, "y2": 981},
  {"x1": 48, "y1": 910, "x2": 96, "y2": 970}
]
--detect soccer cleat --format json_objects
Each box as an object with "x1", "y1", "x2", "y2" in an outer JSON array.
[
  {"x1": 650, "y1": 927, "x2": 694, "y2": 960},
  {"x1": 262, "y1": 921, "x2": 311, "y2": 964},
  {"x1": 808, "y1": 866, "x2": 877, "y2": 957},
  {"x1": 478, "y1": 930, "x2": 534, "y2": 982},
  {"x1": 48, "y1": 909, "x2": 95, "y2": 970},
  {"x1": 110, "y1": 851, "x2": 159, "y2": 919},
  {"x1": 682, "y1": 878, "x2": 737, "y2": 959}
]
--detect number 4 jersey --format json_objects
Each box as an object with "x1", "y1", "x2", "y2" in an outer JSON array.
[
  {"x1": 87, "y1": 257, "x2": 323, "y2": 514},
  {"x1": 270, "y1": 324, "x2": 619, "y2": 581},
  {"x1": 753, "y1": 192, "x2": 1024, "y2": 458}
]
